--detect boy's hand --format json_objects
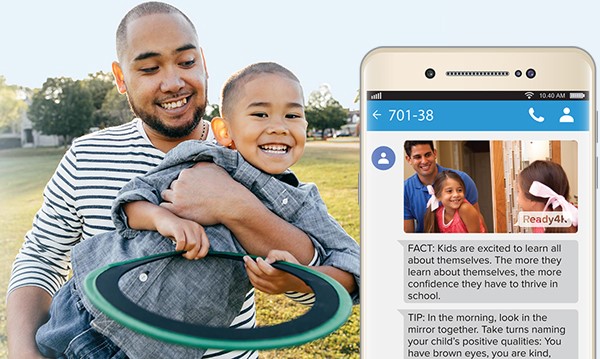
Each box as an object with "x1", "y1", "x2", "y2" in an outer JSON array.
[
  {"x1": 243, "y1": 250, "x2": 309, "y2": 294},
  {"x1": 155, "y1": 215, "x2": 209, "y2": 260}
]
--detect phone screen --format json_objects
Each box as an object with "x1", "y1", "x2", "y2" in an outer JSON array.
[{"x1": 360, "y1": 48, "x2": 595, "y2": 358}]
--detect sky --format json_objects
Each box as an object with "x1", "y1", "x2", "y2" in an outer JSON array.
[{"x1": 1, "y1": 0, "x2": 598, "y2": 111}]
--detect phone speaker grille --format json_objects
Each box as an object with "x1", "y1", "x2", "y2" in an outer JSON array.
[{"x1": 446, "y1": 71, "x2": 509, "y2": 77}]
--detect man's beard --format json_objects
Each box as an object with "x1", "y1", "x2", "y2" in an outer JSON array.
[{"x1": 128, "y1": 96, "x2": 206, "y2": 139}]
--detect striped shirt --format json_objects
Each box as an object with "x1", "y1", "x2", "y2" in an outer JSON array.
[{"x1": 9, "y1": 119, "x2": 318, "y2": 358}]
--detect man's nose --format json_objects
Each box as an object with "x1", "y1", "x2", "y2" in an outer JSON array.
[{"x1": 160, "y1": 68, "x2": 185, "y2": 93}]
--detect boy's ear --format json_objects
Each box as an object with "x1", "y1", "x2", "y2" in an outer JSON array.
[
  {"x1": 211, "y1": 117, "x2": 234, "y2": 148},
  {"x1": 112, "y1": 61, "x2": 127, "y2": 94}
]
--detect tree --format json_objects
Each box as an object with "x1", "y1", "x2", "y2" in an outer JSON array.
[
  {"x1": 28, "y1": 77, "x2": 95, "y2": 144},
  {"x1": 83, "y1": 72, "x2": 114, "y2": 111},
  {"x1": 84, "y1": 72, "x2": 131, "y2": 128},
  {"x1": 0, "y1": 76, "x2": 27, "y2": 133},
  {"x1": 305, "y1": 84, "x2": 348, "y2": 139},
  {"x1": 203, "y1": 103, "x2": 220, "y2": 122},
  {"x1": 99, "y1": 87, "x2": 133, "y2": 126}
]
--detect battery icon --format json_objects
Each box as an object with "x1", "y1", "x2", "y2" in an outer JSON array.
[{"x1": 569, "y1": 92, "x2": 586, "y2": 99}]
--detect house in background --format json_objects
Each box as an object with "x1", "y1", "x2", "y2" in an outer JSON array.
[
  {"x1": 339, "y1": 109, "x2": 360, "y2": 136},
  {"x1": 20, "y1": 111, "x2": 60, "y2": 148},
  {"x1": 1, "y1": 89, "x2": 60, "y2": 149}
]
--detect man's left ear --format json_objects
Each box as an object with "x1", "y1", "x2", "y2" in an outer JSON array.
[
  {"x1": 211, "y1": 117, "x2": 234, "y2": 148},
  {"x1": 112, "y1": 61, "x2": 127, "y2": 94}
]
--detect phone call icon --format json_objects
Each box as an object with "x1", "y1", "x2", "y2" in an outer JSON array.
[{"x1": 528, "y1": 107, "x2": 545, "y2": 123}]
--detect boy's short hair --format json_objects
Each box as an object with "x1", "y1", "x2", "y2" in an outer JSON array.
[
  {"x1": 404, "y1": 141, "x2": 435, "y2": 157},
  {"x1": 116, "y1": 2, "x2": 196, "y2": 61},
  {"x1": 220, "y1": 62, "x2": 302, "y2": 118}
]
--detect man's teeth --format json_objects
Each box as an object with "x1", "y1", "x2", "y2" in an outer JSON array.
[
  {"x1": 161, "y1": 97, "x2": 187, "y2": 110},
  {"x1": 260, "y1": 145, "x2": 288, "y2": 153}
]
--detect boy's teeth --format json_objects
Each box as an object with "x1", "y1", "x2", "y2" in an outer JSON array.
[
  {"x1": 260, "y1": 145, "x2": 288, "y2": 153},
  {"x1": 161, "y1": 97, "x2": 187, "y2": 110}
]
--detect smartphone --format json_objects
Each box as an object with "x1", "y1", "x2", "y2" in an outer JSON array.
[{"x1": 360, "y1": 48, "x2": 595, "y2": 358}]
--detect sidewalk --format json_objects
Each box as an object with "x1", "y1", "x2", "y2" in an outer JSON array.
[{"x1": 306, "y1": 137, "x2": 359, "y2": 149}]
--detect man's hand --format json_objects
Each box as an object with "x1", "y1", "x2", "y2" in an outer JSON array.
[
  {"x1": 160, "y1": 162, "x2": 314, "y2": 263},
  {"x1": 161, "y1": 162, "x2": 246, "y2": 225}
]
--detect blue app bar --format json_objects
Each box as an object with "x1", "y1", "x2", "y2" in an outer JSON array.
[{"x1": 366, "y1": 100, "x2": 589, "y2": 131}]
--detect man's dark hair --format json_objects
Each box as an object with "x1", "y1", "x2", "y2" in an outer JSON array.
[
  {"x1": 116, "y1": 2, "x2": 196, "y2": 61},
  {"x1": 404, "y1": 141, "x2": 435, "y2": 157}
]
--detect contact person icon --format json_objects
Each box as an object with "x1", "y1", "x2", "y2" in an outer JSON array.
[{"x1": 372, "y1": 146, "x2": 395, "y2": 170}]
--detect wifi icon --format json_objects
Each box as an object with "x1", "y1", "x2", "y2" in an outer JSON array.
[{"x1": 524, "y1": 91, "x2": 534, "y2": 99}]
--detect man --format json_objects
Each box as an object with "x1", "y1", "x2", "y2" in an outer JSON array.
[
  {"x1": 404, "y1": 141, "x2": 483, "y2": 233},
  {"x1": 7, "y1": 3, "x2": 318, "y2": 358}
]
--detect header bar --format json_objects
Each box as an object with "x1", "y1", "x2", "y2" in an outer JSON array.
[
  {"x1": 366, "y1": 91, "x2": 590, "y2": 101},
  {"x1": 366, "y1": 100, "x2": 589, "y2": 131}
]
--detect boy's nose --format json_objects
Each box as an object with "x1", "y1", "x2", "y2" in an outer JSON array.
[{"x1": 267, "y1": 116, "x2": 289, "y2": 134}]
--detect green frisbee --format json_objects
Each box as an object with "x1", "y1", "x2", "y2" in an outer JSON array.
[{"x1": 82, "y1": 250, "x2": 352, "y2": 350}]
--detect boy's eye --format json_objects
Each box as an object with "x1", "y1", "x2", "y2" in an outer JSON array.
[
  {"x1": 285, "y1": 113, "x2": 303, "y2": 119},
  {"x1": 140, "y1": 66, "x2": 159, "y2": 74},
  {"x1": 252, "y1": 113, "x2": 268, "y2": 118}
]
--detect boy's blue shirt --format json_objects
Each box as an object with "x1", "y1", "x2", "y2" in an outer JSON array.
[{"x1": 71, "y1": 140, "x2": 360, "y2": 358}]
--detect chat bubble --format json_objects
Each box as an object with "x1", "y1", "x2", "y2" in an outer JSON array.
[
  {"x1": 401, "y1": 310, "x2": 576, "y2": 359},
  {"x1": 402, "y1": 240, "x2": 576, "y2": 303}
]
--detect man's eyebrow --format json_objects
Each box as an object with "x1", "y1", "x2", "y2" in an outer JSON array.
[
  {"x1": 133, "y1": 44, "x2": 197, "y2": 62},
  {"x1": 175, "y1": 44, "x2": 197, "y2": 53},
  {"x1": 133, "y1": 51, "x2": 160, "y2": 62}
]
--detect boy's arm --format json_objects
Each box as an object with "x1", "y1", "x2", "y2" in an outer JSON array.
[
  {"x1": 124, "y1": 201, "x2": 209, "y2": 260},
  {"x1": 160, "y1": 162, "x2": 315, "y2": 264},
  {"x1": 123, "y1": 200, "x2": 168, "y2": 231}
]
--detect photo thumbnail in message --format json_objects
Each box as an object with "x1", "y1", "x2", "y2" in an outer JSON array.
[{"x1": 403, "y1": 140, "x2": 578, "y2": 234}]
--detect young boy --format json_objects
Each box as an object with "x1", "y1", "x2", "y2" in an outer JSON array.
[{"x1": 36, "y1": 62, "x2": 360, "y2": 359}]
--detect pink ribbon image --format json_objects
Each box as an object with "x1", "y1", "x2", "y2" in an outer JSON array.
[
  {"x1": 528, "y1": 180, "x2": 578, "y2": 227},
  {"x1": 426, "y1": 185, "x2": 439, "y2": 212}
]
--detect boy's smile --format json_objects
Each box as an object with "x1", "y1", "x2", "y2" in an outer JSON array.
[{"x1": 222, "y1": 73, "x2": 307, "y2": 174}]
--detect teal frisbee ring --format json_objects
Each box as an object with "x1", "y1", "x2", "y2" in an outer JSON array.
[{"x1": 82, "y1": 250, "x2": 352, "y2": 350}]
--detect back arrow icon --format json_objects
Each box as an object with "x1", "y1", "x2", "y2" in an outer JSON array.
[{"x1": 372, "y1": 110, "x2": 381, "y2": 120}]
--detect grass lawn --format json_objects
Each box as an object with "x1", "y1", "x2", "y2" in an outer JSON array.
[{"x1": 0, "y1": 142, "x2": 360, "y2": 358}]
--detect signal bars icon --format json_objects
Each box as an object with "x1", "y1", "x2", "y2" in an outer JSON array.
[
  {"x1": 524, "y1": 91, "x2": 534, "y2": 99},
  {"x1": 370, "y1": 92, "x2": 382, "y2": 100}
]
